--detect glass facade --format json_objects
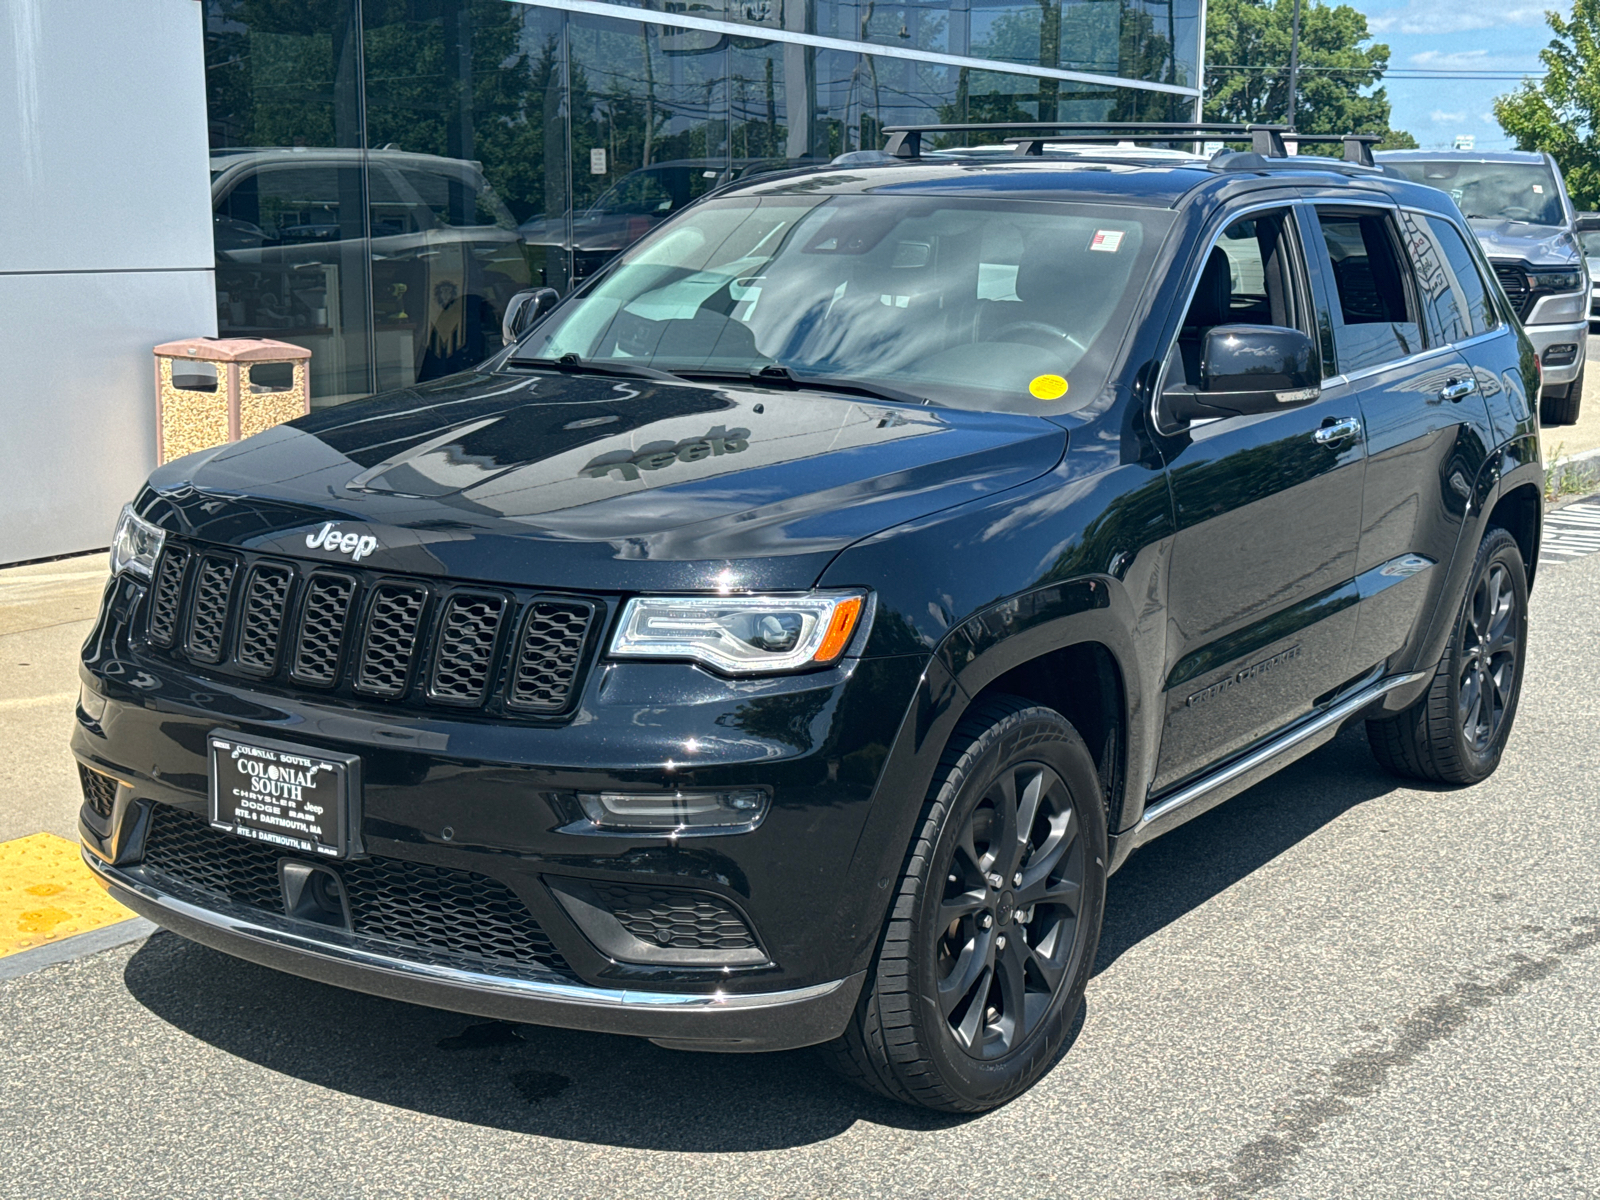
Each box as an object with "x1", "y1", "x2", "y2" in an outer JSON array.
[{"x1": 203, "y1": 0, "x2": 1201, "y2": 407}]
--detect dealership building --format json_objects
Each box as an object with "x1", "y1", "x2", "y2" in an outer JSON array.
[{"x1": 1, "y1": 0, "x2": 1203, "y2": 563}]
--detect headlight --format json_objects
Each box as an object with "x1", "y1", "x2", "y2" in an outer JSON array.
[
  {"x1": 610, "y1": 591, "x2": 867, "y2": 674},
  {"x1": 109, "y1": 504, "x2": 166, "y2": 580},
  {"x1": 1528, "y1": 270, "x2": 1582, "y2": 292}
]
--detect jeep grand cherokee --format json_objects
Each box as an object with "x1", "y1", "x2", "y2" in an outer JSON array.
[{"x1": 76, "y1": 124, "x2": 1543, "y2": 1112}]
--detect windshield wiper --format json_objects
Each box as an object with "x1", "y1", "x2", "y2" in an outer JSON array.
[
  {"x1": 676, "y1": 363, "x2": 934, "y2": 406},
  {"x1": 508, "y1": 353, "x2": 686, "y2": 383}
]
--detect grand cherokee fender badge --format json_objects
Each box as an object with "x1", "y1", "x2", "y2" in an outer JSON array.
[
  {"x1": 305, "y1": 522, "x2": 379, "y2": 562},
  {"x1": 1187, "y1": 644, "x2": 1301, "y2": 707}
]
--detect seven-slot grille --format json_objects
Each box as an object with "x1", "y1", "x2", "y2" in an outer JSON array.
[
  {"x1": 1493, "y1": 263, "x2": 1534, "y2": 320},
  {"x1": 141, "y1": 539, "x2": 598, "y2": 718}
]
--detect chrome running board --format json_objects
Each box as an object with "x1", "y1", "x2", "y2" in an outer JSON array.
[{"x1": 1138, "y1": 670, "x2": 1429, "y2": 834}]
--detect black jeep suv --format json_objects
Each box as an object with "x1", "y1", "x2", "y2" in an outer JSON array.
[{"x1": 76, "y1": 125, "x2": 1542, "y2": 1112}]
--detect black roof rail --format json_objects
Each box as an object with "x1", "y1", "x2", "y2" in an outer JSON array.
[
  {"x1": 880, "y1": 122, "x2": 1292, "y2": 160},
  {"x1": 880, "y1": 122, "x2": 1388, "y2": 170}
]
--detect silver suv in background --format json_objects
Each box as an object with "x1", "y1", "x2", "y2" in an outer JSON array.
[
  {"x1": 1580, "y1": 213, "x2": 1600, "y2": 325},
  {"x1": 1380, "y1": 150, "x2": 1598, "y2": 424}
]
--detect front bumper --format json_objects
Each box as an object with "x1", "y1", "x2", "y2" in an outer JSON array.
[
  {"x1": 1521, "y1": 317, "x2": 1589, "y2": 386},
  {"x1": 87, "y1": 850, "x2": 863, "y2": 1051},
  {"x1": 75, "y1": 571, "x2": 927, "y2": 1049}
]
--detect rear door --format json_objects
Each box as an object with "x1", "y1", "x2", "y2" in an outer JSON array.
[
  {"x1": 1153, "y1": 204, "x2": 1367, "y2": 795},
  {"x1": 1301, "y1": 203, "x2": 1497, "y2": 675}
]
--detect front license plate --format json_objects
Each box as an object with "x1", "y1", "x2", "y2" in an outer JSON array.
[{"x1": 208, "y1": 733, "x2": 359, "y2": 858}]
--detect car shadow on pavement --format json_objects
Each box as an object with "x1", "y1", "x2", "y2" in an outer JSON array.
[
  {"x1": 1095, "y1": 725, "x2": 1416, "y2": 974},
  {"x1": 121, "y1": 727, "x2": 1410, "y2": 1151}
]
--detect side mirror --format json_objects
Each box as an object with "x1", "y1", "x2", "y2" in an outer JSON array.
[
  {"x1": 1573, "y1": 214, "x2": 1600, "y2": 233},
  {"x1": 501, "y1": 287, "x2": 561, "y2": 344},
  {"x1": 1163, "y1": 324, "x2": 1320, "y2": 424}
]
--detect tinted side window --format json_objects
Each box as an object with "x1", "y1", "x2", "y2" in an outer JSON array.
[
  {"x1": 1425, "y1": 216, "x2": 1500, "y2": 337},
  {"x1": 1399, "y1": 209, "x2": 1473, "y2": 344},
  {"x1": 1314, "y1": 209, "x2": 1424, "y2": 375}
]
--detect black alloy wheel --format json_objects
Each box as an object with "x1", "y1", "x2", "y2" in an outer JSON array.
[
  {"x1": 1458, "y1": 558, "x2": 1520, "y2": 754},
  {"x1": 936, "y1": 760, "x2": 1085, "y2": 1058},
  {"x1": 824, "y1": 697, "x2": 1107, "y2": 1112},
  {"x1": 1367, "y1": 526, "x2": 1529, "y2": 784}
]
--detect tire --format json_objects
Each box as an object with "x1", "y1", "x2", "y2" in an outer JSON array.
[
  {"x1": 822, "y1": 696, "x2": 1108, "y2": 1112},
  {"x1": 1539, "y1": 364, "x2": 1583, "y2": 425},
  {"x1": 1366, "y1": 527, "x2": 1529, "y2": 784}
]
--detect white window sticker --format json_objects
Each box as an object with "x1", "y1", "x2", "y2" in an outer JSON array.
[
  {"x1": 1090, "y1": 229, "x2": 1125, "y2": 253},
  {"x1": 1533, "y1": 184, "x2": 1544, "y2": 193}
]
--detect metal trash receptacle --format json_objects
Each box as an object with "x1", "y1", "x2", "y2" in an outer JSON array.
[{"x1": 153, "y1": 337, "x2": 311, "y2": 465}]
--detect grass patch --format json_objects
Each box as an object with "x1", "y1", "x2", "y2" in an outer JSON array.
[{"x1": 1545, "y1": 441, "x2": 1600, "y2": 505}]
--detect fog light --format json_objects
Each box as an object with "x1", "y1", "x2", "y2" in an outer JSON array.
[
  {"x1": 577, "y1": 788, "x2": 770, "y2": 833},
  {"x1": 1543, "y1": 343, "x2": 1578, "y2": 367}
]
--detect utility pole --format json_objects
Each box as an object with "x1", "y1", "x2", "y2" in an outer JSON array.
[{"x1": 1286, "y1": 0, "x2": 1303, "y2": 132}]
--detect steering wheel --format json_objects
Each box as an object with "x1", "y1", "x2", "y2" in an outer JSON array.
[
  {"x1": 1500, "y1": 206, "x2": 1535, "y2": 220},
  {"x1": 992, "y1": 319, "x2": 1071, "y2": 349}
]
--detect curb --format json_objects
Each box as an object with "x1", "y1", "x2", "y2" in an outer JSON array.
[{"x1": 0, "y1": 917, "x2": 157, "y2": 982}]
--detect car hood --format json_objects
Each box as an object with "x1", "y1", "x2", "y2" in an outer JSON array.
[
  {"x1": 1466, "y1": 218, "x2": 1582, "y2": 267},
  {"x1": 144, "y1": 369, "x2": 1066, "y2": 592}
]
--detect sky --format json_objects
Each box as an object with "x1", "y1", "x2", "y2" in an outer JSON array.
[{"x1": 1332, "y1": 0, "x2": 1572, "y2": 150}]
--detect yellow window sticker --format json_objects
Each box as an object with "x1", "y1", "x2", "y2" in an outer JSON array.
[{"x1": 1028, "y1": 374, "x2": 1069, "y2": 400}]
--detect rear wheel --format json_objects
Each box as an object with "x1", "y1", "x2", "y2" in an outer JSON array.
[
  {"x1": 823, "y1": 697, "x2": 1107, "y2": 1112},
  {"x1": 1540, "y1": 364, "x2": 1584, "y2": 425},
  {"x1": 1366, "y1": 527, "x2": 1528, "y2": 784}
]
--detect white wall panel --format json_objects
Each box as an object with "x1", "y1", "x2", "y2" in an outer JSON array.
[
  {"x1": 0, "y1": 269, "x2": 218, "y2": 564},
  {"x1": 1, "y1": 0, "x2": 214, "y2": 561},
  {"x1": 0, "y1": 0, "x2": 213, "y2": 273}
]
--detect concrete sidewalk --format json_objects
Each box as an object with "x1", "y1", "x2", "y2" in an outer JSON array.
[{"x1": 0, "y1": 553, "x2": 109, "y2": 843}]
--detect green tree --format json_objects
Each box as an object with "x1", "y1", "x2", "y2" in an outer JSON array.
[
  {"x1": 1495, "y1": 0, "x2": 1600, "y2": 209},
  {"x1": 1203, "y1": 0, "x2": 1410, "y2": 142}
]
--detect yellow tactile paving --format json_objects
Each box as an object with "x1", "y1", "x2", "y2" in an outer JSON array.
[{"x1": 0, "y1": 832, "x2": 134, "y2": 956}]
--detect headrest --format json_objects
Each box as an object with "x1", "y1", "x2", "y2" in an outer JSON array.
[{"x1": 1186, "y1": 247, "x2": 1233, "y2": 328}]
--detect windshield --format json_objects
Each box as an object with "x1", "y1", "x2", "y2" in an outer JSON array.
[
  {"x1": 515, "y1": 194, "x2": 1173, "y2": 413},
  {"x1": 1387, "y1": 160, "x2": 1566, "y2": 226}
]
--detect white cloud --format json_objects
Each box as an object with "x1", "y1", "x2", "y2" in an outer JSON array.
[
  {"x1": 1408, "y1": 49, "x2": 1542, "y2": 72},
  {"x1": 1430, "y1": 109, "x2": 1469, "y2": 123},
  {"x1": 1365, "y1": 0, "x2": 1567, "y2": 35}
]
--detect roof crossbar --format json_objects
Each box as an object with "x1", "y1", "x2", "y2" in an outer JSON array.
[
  {"x1": 879, "y1": 122, "x2": 1386, "y2": 169},
  {"x1": 880, "y1": 122, "x2": 1292, "y2": 160}
]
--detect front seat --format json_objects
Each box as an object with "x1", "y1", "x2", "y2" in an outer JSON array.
[{"x1": 1177, "y1": 246, "x2": 1234, "y2": 380}]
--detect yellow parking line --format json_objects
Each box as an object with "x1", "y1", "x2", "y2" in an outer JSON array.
[{"x1": 0, "y1": 833, "x2": 134, "y2": 957}]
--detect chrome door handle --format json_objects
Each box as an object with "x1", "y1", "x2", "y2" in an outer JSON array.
[
  {"x1": 1313, "y1": 416, "x2": 1362, "y2": 446},
  {"x1": 1439, "y1": 377, "x2": 1479, "y2": 403}
]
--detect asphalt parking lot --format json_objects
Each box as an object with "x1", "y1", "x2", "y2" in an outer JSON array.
[{"x1": 3, "y1": 547, "x2": 1598, "y2": 1198}]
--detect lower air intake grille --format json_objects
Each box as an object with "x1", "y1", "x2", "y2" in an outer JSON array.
[
  {"x1": 292, "y1": 573, "x2": 356, "y2": 686},
  {"x1": 591, "y1": 883, "x2": 758, "y2": 951},
  {"x1": 78, "y1": 765, "x2": 118, "y2": 820},
  {"x1": 237, "y1": 564, "x2": 292, "y2": 676},
  {"x1": 1494, "y1": 264, "x2": 1533, "y2": 320},
  {"x1": 139, "y1": 805, "x2": 573, "y2": 978},
  {"x1": 356, "y1": 584, "x2": 426, "y2": 697},
  {"x1": 186, "y1": 556, "x2": 238, "y2": 664},
  {"x1": 429, "y1": 594, "x2": 506, "y2": 705},
  {"x1": 146, "y1": 546, "x2": 190, "y2": 648}
]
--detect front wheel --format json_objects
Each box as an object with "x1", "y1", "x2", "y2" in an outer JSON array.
[
  {"x1": 1539, "y1": 364, "x2": 1583, "y2": 425},
  {"x1": 823, "y1": 697, "x2": 1107, "y2": 1112},
  {"x1": 1366, "y1": 526, "x2": 1529, "y2": 784}
]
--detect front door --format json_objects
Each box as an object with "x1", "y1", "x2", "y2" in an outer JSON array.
[{"x1": 1154, "y1": 205, "x2": 1367, "y2": 794}]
